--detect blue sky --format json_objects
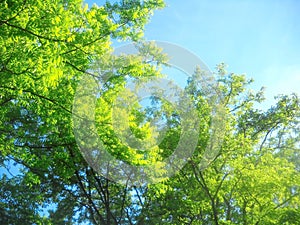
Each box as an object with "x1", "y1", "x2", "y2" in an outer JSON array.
[
  {"x1": 142, "y1": 0, "x2": 300, "y2": 106},
  {"x1": 86, "y1": 0, "x2": 300, "y2": 107}
]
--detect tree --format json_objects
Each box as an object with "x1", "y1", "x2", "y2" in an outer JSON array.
[
  {"x1": 0, "y1": 0, "x2": 165, "y2": 224},
  {"x1": 138, "y1": 65, "x2": 300, "y2": 224},
  {"x1": 1, "y1": 0, "x2": 300, "y2": 224}
]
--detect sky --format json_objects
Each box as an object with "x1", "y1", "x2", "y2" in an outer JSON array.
[
  {"x1": 83, "y1": 0, "x2": 300, "y2": 108},
  {"x1": 141, "y1": 0, "x2": 300, "y2": 107}
]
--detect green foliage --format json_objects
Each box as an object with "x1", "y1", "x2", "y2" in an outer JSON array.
[
  {"x1": 139, "y1": 67, "x2": 300, "y2": 225},
  {"x1": 0, "y1": 0, "x2": 165, "y2": 224},
  {"x1": 1, "y1": 0, "x2": 300, "y2": 224}
]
